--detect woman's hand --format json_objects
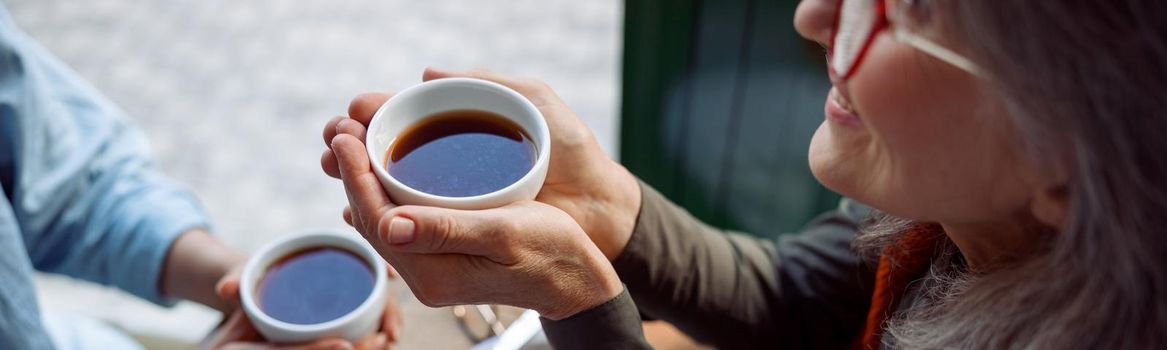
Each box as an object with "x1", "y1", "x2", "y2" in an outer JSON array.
[
  {"x1": 350, "y1": 199, "x2": 622, "y2": 320},
  {"x1": 200, "y1": 264, "x2": 404, "y2": 350},
  {"x1": 319, "y1": 69, "x2": 626, "y2": 318},
  {"x1": 320, "y1": 67, "x2": 642, "y2": 260}
]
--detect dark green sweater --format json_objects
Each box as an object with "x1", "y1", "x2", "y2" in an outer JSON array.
[{"x1": 541, "y1": 182, "x2": 875, "y2": 349}]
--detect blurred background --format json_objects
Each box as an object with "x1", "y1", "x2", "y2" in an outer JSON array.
[
  {"x1": 8, "y1": 0, "x2": 839, "y2": 348},
  {"x1": 8, "y1": 0, "x2": 620, "y2": 348}
]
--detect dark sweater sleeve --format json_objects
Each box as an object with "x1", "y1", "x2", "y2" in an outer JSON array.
[
  {"x1": 620, "y1": 181, "x2": 874, "y2": 349},
  {"x1": 541, "y1": 181, "x2": 874, "y2": 349},
  {"x1": 540, "y1": 289, "x2": 651, "y2": 350}
]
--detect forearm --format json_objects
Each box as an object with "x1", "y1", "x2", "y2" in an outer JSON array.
[
  {"x1": 540, "y1": 289, "x2": 652, "y2": 350},
  {"x1": 612, "y1": 183, "x2": 779, "y2": 347},
  {"x1": 612, "y1": 182, "x2": 875, "y2": 349},
  {"x1": 159, "y1": 229, "x2": 246, "y2": 313}
]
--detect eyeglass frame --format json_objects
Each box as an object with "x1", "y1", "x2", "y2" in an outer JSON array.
[{"x1": 828, "y1": 0, "x2": 984, "y2": 82}]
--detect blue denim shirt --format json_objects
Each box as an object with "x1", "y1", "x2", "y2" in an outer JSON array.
[{"x1": 0, "y1": 6, "x2": 210, "y2": 349}]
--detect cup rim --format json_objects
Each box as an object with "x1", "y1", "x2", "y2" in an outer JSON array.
[
  {"x1": 364, "y1": 77, "x2": 551, "y2": 204},
  {"x1": 239, "y1": 229, "x2": 387, "y2": 333}
]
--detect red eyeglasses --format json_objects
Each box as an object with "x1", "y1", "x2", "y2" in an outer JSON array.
[{"x1": 828, "y1": 0, "x2": 983, "y2": 82}]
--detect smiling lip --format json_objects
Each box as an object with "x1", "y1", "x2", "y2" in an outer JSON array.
[{"x1": 825, "y1": 87, "x2": 864, "y2": 127}]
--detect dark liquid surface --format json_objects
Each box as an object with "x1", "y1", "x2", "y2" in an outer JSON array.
[
  {"x1": 258, "y1": 247, "x2": 374, "y2": 325},
  {"x1": 387, "y1": 110, "x2": 536, "y2": 197}
]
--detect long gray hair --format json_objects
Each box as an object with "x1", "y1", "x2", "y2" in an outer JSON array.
[{"x1": 855, "y1": 0, "x2": 1167, "y2": 348}]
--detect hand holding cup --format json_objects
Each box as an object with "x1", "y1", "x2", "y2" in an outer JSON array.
[{"x1": 320, "y1": 68, "x2": 627, "y2": 320}]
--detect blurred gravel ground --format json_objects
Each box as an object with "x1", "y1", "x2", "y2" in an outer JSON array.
[{"x1": 6, "y1": 0, "x2": 621, "y2": 347}]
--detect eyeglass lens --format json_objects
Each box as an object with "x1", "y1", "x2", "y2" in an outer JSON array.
[{"x1": 831, "y1": 0, "x2": 879, "y2": 77}]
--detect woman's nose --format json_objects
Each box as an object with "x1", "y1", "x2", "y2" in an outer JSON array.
[{"x1": 794, "y1": 0, "x2": 836, "y2": 47}]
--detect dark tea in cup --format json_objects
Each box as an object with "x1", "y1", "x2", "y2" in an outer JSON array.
[
  {"x1": 257, "y1": 247, "x2": 375, "y2": 325},
  {"x1": 386, "y1": 109, "x2": 537, "y2": 197},
  {"x1": 366, "y1": 78, "x2": 551, "y2": 209}
]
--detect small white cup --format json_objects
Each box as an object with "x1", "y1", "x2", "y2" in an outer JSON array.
[
  {"x1": 240, "y1": 230, "x2": 388, "y2": 343},
  {"x1": 365, "y1": 77, "x2": 551, "y2": 210}
]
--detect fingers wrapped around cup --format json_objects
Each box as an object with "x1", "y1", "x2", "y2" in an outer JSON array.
[
  {"x1": 365, "y1": 201, "x2": 624, "y2": 320},
  {"x1": 323, "y1": 70, "x2": 625, "y2": 322}
]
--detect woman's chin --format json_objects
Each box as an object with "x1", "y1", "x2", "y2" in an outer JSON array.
[
  {"x1": 808, "y1": 123, "x2": 851, "y2": 194},
  {"x1": 808, "y1": 120, "x2": 876, "y2": 202}
]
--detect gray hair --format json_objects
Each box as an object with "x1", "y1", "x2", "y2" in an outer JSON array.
[{"x1": 855, "y1": 0, "x2": 1167, "y2": 348}]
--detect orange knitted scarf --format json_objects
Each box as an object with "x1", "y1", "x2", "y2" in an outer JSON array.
[{"x1": 854, "y1": 223, "x2": 946, "y2": 350}]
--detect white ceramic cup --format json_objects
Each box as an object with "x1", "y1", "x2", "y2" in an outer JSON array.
[
  {"x1": 240, "y1": 230, "x2": 387, "y2": 343},
  {"x1": 365, "y1": 77, "x2": 551, "y2": 210}
]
